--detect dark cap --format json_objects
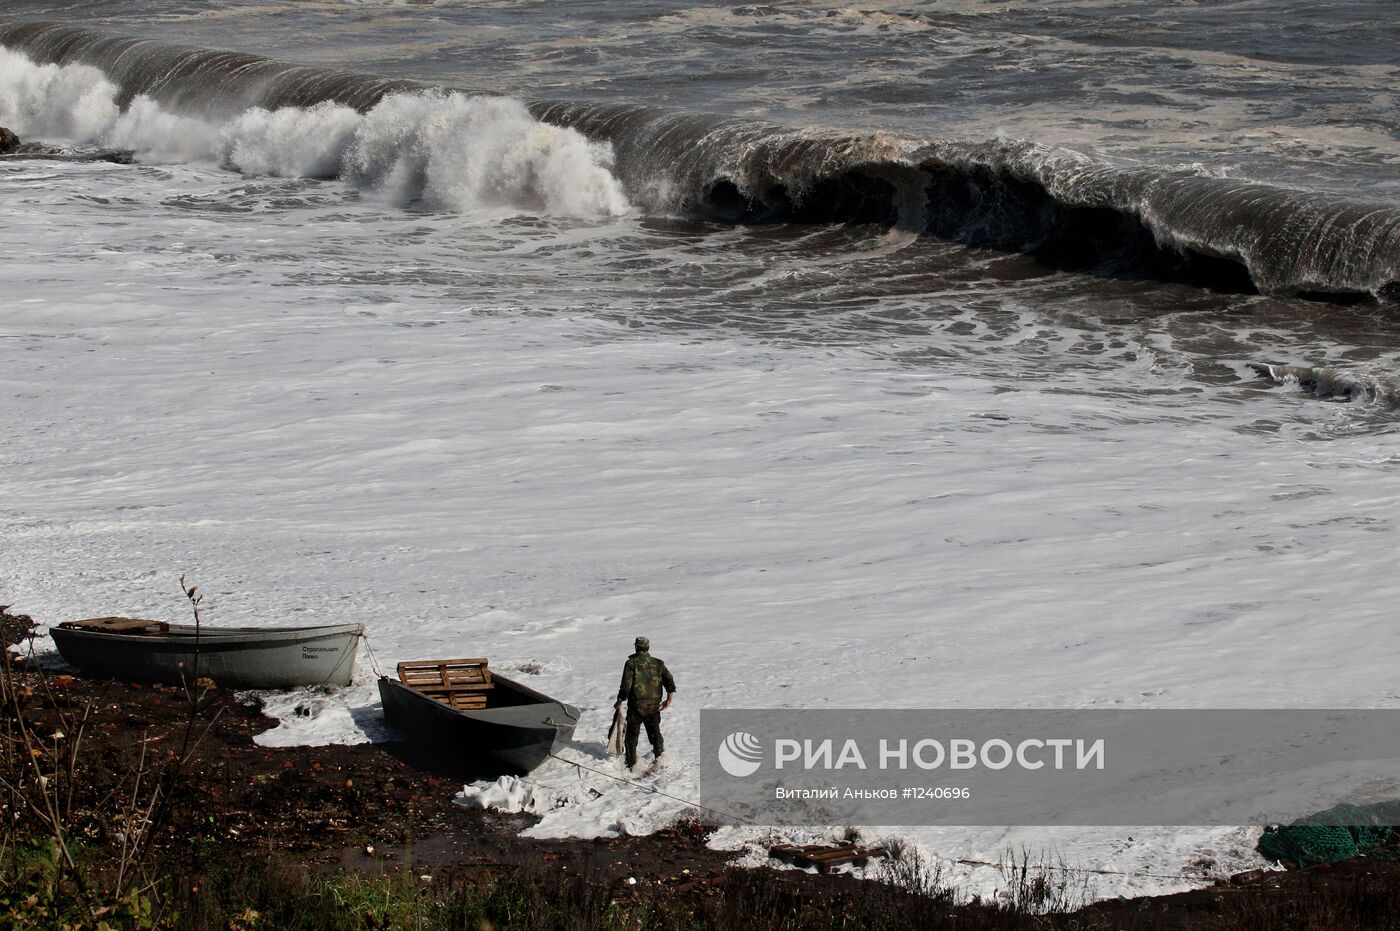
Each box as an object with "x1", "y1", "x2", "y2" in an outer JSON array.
[{"x1": 634, "y1": 636, "x2": 650, "y2": 651}]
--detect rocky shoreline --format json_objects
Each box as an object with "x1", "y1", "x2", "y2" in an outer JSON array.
[
  {"x1": 0, "y1": 125, "x2": 134, "y2": 163},
  {"x1": 3, "y1": 606, "x2": 1398, "y2": 929}
]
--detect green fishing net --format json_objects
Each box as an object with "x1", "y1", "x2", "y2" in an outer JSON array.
[{"x1": 1258, "y1": 801, "x2": 1400, "y2": 867}]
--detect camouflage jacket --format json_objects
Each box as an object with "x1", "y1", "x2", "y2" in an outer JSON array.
[{"x1": 617, "y1": 651, "x2": 676, "y2": 706}]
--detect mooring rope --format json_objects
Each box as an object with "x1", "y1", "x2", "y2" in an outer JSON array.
[
  {"x1": 945, "y1": 857, "x2": 1208, "y2": 881},
  {"x1": 546, "y1": 750, "x2": 745, "y2": 823},
  {"x1": 362, "y1": 631, "x2": 385, "y2": 679},
  {"x1": 545, "y1": 752, "x2": 1223, "y2": 883}
]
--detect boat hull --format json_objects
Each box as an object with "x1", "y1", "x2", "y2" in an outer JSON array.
[
  {"x1": 378, "y1": 674, "x2": 579, "y2": 776},
  {"x1": 49, "y1": 623, "x2": 364, "y2": 689}
]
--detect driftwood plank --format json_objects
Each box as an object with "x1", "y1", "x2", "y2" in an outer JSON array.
[{"x1": 768, "y1": 843, "x2": 889, "y2": 873}]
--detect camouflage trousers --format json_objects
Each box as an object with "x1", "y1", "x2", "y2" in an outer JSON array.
[{"x1": 624, "y1": 702, "x2": 663, "y2": 768}]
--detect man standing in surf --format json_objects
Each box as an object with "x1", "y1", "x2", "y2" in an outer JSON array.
[{"x1": 614, "y1": 636, "x2": 677, "y2": 770}]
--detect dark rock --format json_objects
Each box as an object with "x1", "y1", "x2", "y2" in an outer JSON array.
[
  {"x1": 1229, "y1": 868, "x2": 1273, "y2": 886},
  {"x1": 0, "y1": 132, "x2": 135, "y2": 165},
  {"x1": 14, "y1": 142, "x2": 64, "y2": 156},
  {"x1": 90, "y1": 148, "x2": 136, "y2": 165}
]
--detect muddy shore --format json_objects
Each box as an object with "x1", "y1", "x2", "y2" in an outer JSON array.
[{"x1": 5, "y1": 606, "x2": 1399, "y2": 929}]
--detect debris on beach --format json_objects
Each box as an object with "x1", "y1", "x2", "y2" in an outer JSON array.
[{"x1": 770, "y1": 842, "x2": 890, "y2": 874}]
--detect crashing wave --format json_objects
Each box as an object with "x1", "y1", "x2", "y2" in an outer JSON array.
[
  {"x1": 0, "y1": 44, "x2": 629, "y2": 216},
  {"x1": 1, "y1": 21, "x2": 1396, "y2": 299},
  {"x1": 1249, "y1": 363, "x2": 1398, "y2": 405}
]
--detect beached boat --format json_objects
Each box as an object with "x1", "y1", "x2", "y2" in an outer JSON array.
[
  {"x1": 50, "y1": 616, "x2": 364, "y2": 689},
  {"x1": 378, "y1": 658, "x2": 580, "y2": 776}
]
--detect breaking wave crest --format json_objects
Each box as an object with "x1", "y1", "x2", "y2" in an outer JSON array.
[
  {"x1": 0, "y1": 46, "x2": 630, "y2": 216},
  {"x1": 1249, "y1": 363, "x2": 1400, "y2": 407},
  {"x1": 1, "y1": 22, "x2": 1397, "y2": 299}
]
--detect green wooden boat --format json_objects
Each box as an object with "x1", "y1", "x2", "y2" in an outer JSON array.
[{"x1": 379, "y1": 658, "x2": 579, "y2": 776}]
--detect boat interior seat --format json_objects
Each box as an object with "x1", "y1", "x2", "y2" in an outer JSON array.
[
  {"x1": 63, "y1": 617, "x2": 170, "y2": 635},
  {"x1": 441, "y1": 691, "x2": 490, "y2": 711}
]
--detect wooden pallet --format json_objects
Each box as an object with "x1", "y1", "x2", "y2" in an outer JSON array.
[
  {"x1": 769, "y1": 843, "x2": 889, "y2": 873},
  {"x1": 62, "y1": 617, "x2": 170, "y2": 635},
  {"x1": 397, "y1": 658, "x2": 494, "y2": 711}
]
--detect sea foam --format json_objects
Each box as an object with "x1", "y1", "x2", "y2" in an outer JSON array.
[{"x1": 0, "y1": 47, "x2": 630, "y2": 217}]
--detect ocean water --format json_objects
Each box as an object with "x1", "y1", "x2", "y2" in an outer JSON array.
[{"x1": 2, "y1": 0, "x2": 1398, "y2": 900}]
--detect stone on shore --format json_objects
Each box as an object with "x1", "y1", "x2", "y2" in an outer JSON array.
[{"x1": 0, "y1": 124, "x2": 134, "y2": 164}]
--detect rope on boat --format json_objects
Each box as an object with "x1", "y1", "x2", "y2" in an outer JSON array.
[
  {"x1": 546, "y1": 750, "x2": 744, "y2": 824},
  {"x1": 362, "y1": 631, "x2": 385, "y2": 679},
  {"x1": 543, "y1": 753, "x2": 1225, "y2": 883},
  {"x1": 943, "y1": 857, "x2": 1211, "y2": 881}
]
